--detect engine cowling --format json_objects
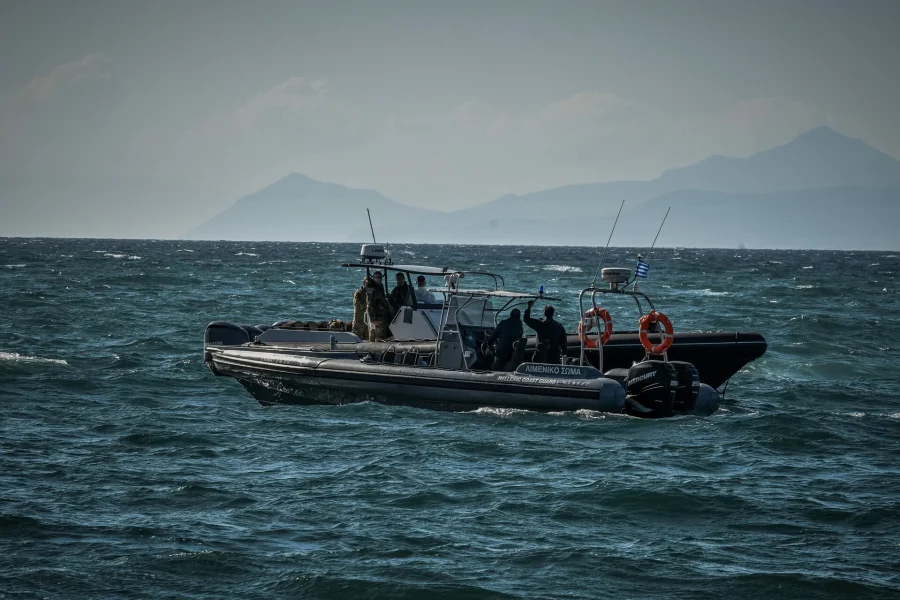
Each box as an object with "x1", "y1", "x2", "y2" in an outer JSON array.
[
  {"x1": 668, "y1": 361, "x2": 700, "y2": 413},
  {"x1": 625, "y1": 360, "x2": 676, "y2": 418}
]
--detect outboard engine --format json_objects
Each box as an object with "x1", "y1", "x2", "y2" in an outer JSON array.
[
  {"x1": 625, "y1": 360, "x2": 676, "y2": 418},
  {"x1": 694, "y1": 384, "x2": 721, "y2": 416},
  {"x1": 668, "y1": 361, "x2": 700, "y2": 413}
]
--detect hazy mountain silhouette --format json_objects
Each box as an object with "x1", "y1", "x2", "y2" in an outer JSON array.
[
  {"x1": 185, "y1": 173, "x2": 437, "y2": 241},
  {"x1": 452, "y1": 126, "x2": 900, "y2": 220},
  {"x1": 186, "y1": 127, "x2": 900, "y2": 249},
  {"x1": 655, "y1": 126, "x2": 900, "y2": 193}
]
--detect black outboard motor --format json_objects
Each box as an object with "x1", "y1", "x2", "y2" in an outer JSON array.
[
  {"x1": 668, "y1": 361, "x2": 700, "y2": 414},
  {"x1": 625, "y1": 360, "x2": 676, "y2": 418}
]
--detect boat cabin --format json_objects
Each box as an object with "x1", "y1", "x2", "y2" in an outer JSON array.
[{"x1": 340, "y1": 244, "x2": 510, "y2": 342}]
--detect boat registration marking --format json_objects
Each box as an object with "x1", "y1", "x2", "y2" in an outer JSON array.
[{"x1": 497, "y1": 375, "x2": 591, "y2": 386}]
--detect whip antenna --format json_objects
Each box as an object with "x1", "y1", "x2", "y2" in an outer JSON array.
[
  {"x1": 644, "y1": 206, "x2": 670, "y2": 262},
  {"x1": 590, "y1": 199, "x2": 626, "y2": 287},
  {"x1": 632, "y1": 207, "x2": 670, "y2": 291},
  {"x1": 366, "y1": 208, "x2": 377, "y2": 243}
]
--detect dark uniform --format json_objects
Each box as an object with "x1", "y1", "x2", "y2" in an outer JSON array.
[
  {"x1": 486, "y1": 310, "x2": 524, "y2": 371},
  {"x1": 365, "y1": 283, "x2": 392, "y2": 341},
  {"x1": 389, "y1": 281, "x2": 417, "y2": 316},
  {"x1": 524, "y1": 305, "x2": 567, "y2": 364}
]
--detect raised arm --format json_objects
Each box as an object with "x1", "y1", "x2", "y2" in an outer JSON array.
[{"x1": 523, "y1": 302, "x2": 542, "y2": 332}]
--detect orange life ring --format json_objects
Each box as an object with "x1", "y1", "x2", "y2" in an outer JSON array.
[
  {"x1": 578, "y1": 307, "x2": 613, "y2": 348},
  {"x1": 639, "y1": 310, "x2": 674, "y2": 354}
]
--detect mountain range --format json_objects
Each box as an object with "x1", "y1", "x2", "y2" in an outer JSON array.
[{"x1": 185, "y1": 126, "x2": 900, "y2": 249}]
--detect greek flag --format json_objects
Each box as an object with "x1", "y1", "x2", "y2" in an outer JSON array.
[{"x1": 636, "y1": 259, "x2": 650, "y2": 279}]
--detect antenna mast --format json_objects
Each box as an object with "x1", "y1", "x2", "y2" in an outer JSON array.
[
  {"x1": 644, "y1": 207, "x2": 670, "y2": 262},
  {"x1": 632, "y1": 207, "x2": 670, "y2": 292},
  {"x1": 590, "y1": 199, "x2": 626, "y2": 287},
  {"x1": 366, "y1": 208, "x2": 377, "y2": 243}
]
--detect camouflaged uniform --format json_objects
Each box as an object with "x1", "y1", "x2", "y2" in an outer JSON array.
[
  {"x1": 365, "y1": 286, "x2": 392, "y2": 341},
  {"x1": 351, "y1": 287, "x2": 368, "y2": 339}
]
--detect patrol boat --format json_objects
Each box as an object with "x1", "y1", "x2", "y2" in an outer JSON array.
[{"x1": 203, "y1": 245, "x2": 763, "y2": 417}]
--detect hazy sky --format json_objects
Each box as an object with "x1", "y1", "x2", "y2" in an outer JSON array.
[{"x1": 2, "y1": 0, "x2": 899, "y2": 237}]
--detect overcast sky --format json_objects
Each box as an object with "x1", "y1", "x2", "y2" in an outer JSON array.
[{"x1": 1, "y1": 0, "x2": 899, "y2": 237}]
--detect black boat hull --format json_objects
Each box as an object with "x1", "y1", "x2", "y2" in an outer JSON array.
[{"x1": 209, "y1": 348, "x2": 628, "y2": 413}]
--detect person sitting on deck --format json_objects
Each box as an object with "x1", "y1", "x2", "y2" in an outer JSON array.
[
  {"x1": 486, "y1": 308, "x2": 523, "y2": 371},
  {"x1": 389, "y1": 272, "x2": 417, "y2": 317},
  {"x1": 524, "y1": 301, "x2": 567, "y2": 364},
  {"x1": 414, "y1": 275, "x2": 435, "y2": 305}
]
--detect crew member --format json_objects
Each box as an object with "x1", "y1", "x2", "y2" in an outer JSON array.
[
  {"x1": 351, "y1": 277, "x2": 369, "y2": 339},
  {"x1": 414, "y1": 275, "x2": 434, "y2": 305},
  {"x1": 371, "y1": 270, "x2": 386, "y2": 296},
  {"x1": 524, "y1": 301, "x2": 567, "y2": 364},
  {"x1": 365, "y1": 277, "x2": 392, "y2": 341},
  {"x1": 486, "y1": 308, "x2": 523, "y2": 371},
  {"x1": 389, "y1": 272, "x2": 417, "y2": 316}
]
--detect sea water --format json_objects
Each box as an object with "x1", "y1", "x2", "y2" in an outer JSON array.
[{"x1": 1, "y1": 238, "x2": 898, "y2": 599}]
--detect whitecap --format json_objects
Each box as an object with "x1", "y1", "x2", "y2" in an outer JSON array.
[
  {"x1": 685, "y1": 289, "x2": 730, "y2": 297},
  {"x1": 0, "y1": 352, "x2": 68, "y2": 366},
  {"x1": 472, "y1": 406, "x2": 532, "y2": 417},
  {"x1": 235, "y1": 252, "x2": 259, "y2": 257},
  {"x1": 802, "y1": 266, "x2": 814, "y2": 269},
  {"x1": 795, "y1": 284, "x2": 814, "y2": 289},
  {"x1": 284, "y1": 280, "x2": 296, "y2": 285},
  {"x1": 103, "y1": 253, "x2": 141, "y2": 260},
  {"x1": 4, "y1": 264, "x2": 26, "y2": 268},
  {"x1": 544, "y1": 265, "x2": 583, "y2": 273},
  {"x1": 574, "y1": 409, "x2": 607, "y2": 420}
]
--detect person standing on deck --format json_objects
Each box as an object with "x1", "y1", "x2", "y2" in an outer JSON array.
[
  {"x1": 371, "y1": 270, "x2": 386, "y2": 296},
  {"x1": 486, "y1": 308, "x2": 523, "y2": 371},
  {"x1": 351, "y1": 277, "x2": 370, "y2": 339},
  {"x1": 524, "y1": 301, "x2": 567, "y2": 364},
  {"x1": 365, "y1": 277, "x2": 392, "y2": 341}
]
